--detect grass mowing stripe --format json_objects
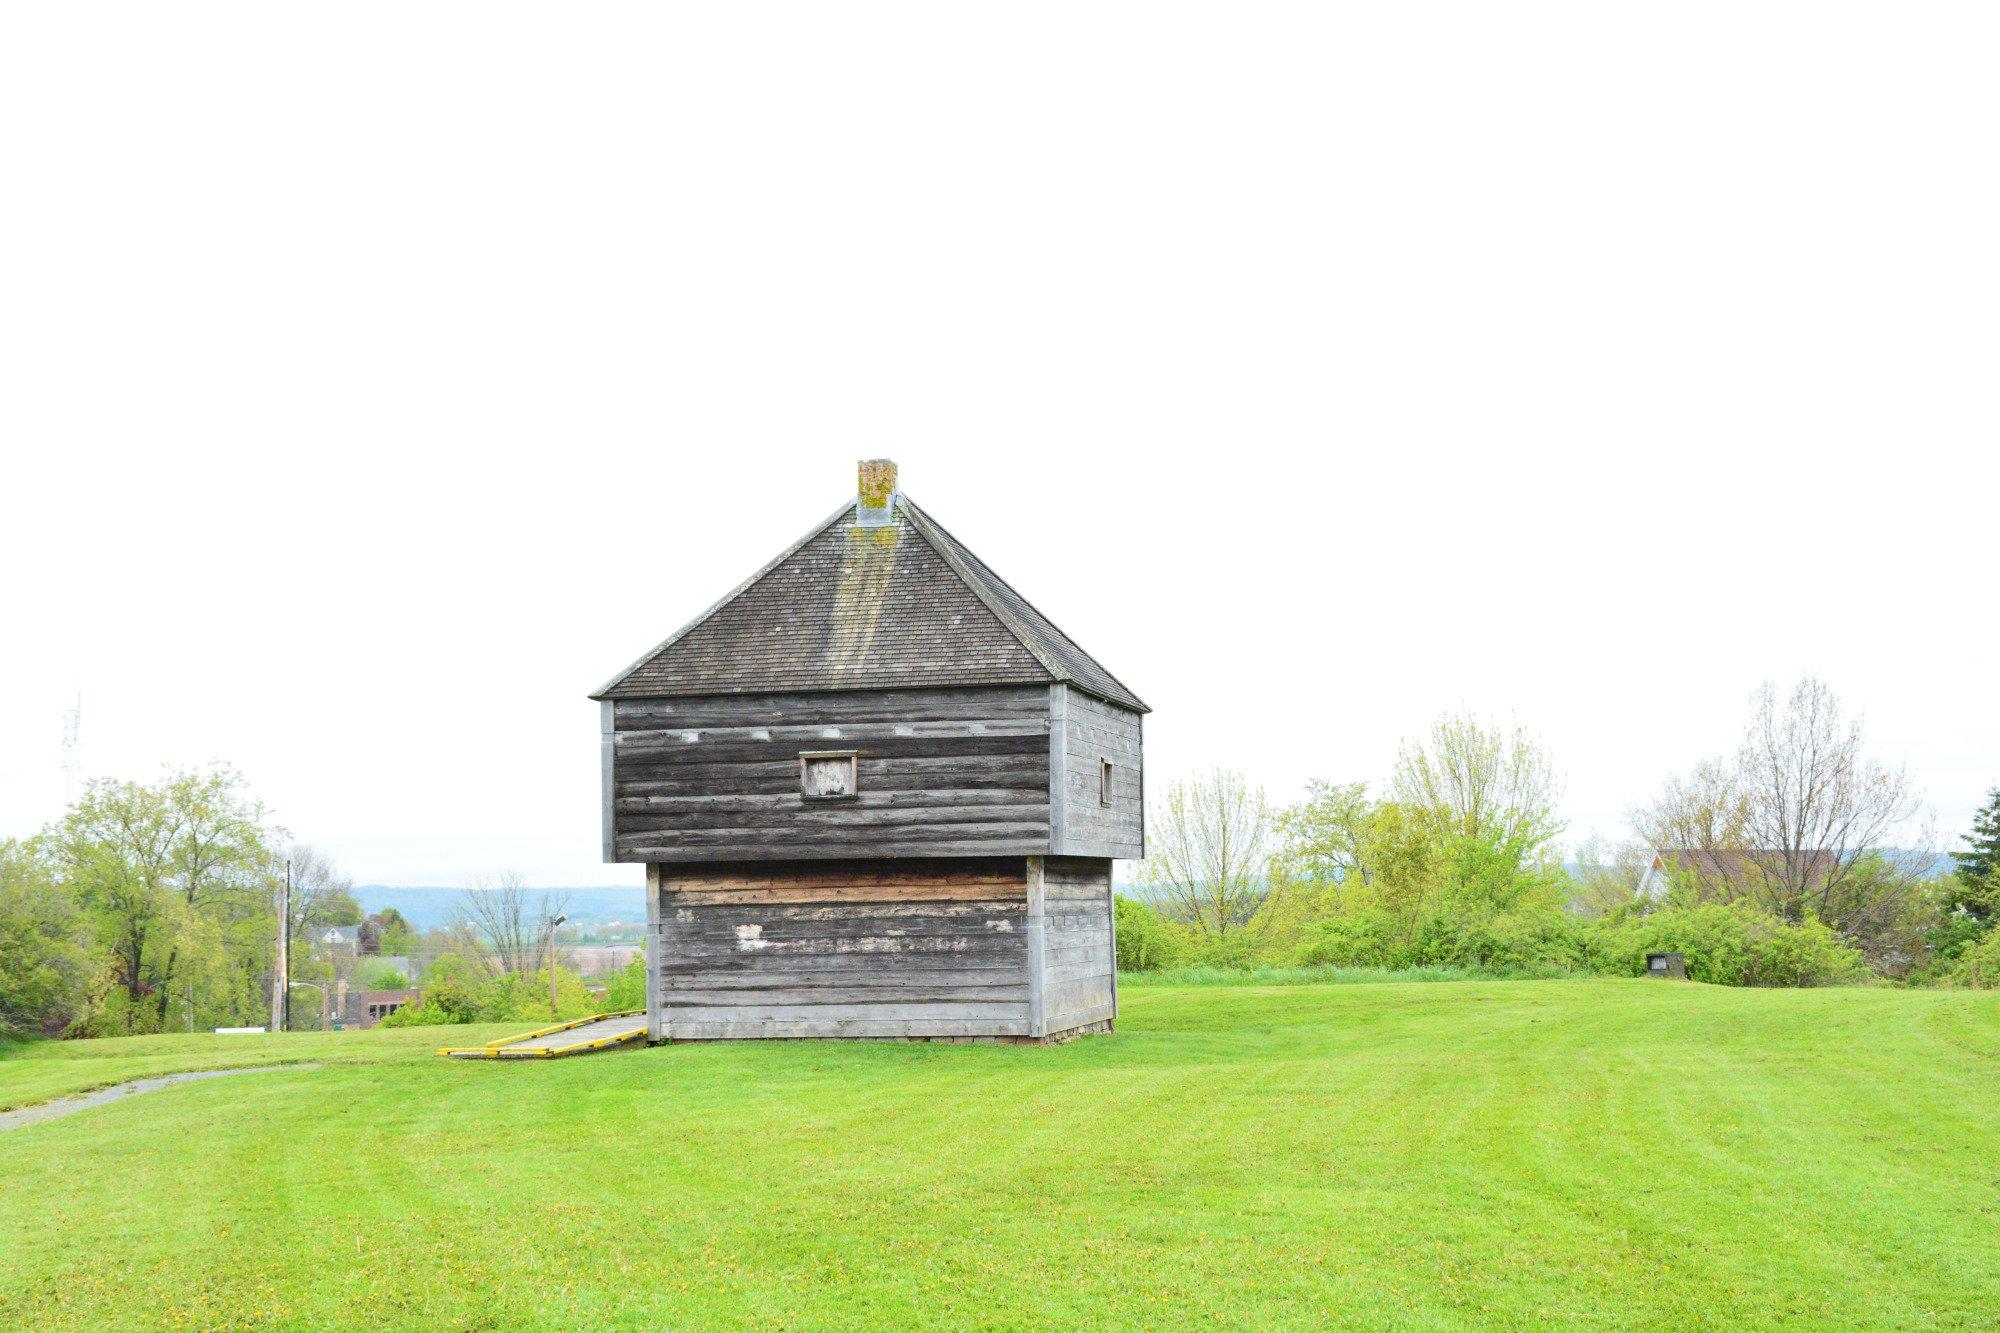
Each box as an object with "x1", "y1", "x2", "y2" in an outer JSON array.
[{"x1": 1, "y1": 979, "x2": 1996, "y2": 1329}]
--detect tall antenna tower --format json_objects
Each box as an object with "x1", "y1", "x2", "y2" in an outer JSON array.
[{"x1": 60, "y1": 694, "x2": 81, "y2": 805}]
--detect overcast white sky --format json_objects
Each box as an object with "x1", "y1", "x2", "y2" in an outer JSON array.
[{"x1": 3, "y1": 4, "x2": 1994, "y2": 886}]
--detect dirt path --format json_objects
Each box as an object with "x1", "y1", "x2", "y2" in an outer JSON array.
[{"x1": 0, "y1": 1064, "x2": 319, "y2": 1131}]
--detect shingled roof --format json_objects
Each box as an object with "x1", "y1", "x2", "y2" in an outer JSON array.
[{"x1": 592, "y1": 484, "x2": 1148, "y2": 711}]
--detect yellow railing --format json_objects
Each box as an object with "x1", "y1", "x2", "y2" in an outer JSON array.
[{"x1": 437, "y1": 1011, "x2": 646, "y2": 1060}]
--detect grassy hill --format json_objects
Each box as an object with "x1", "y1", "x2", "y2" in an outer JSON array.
[{"x1": 3, "y1": 979, "x2": 1997, "y2": 1328}]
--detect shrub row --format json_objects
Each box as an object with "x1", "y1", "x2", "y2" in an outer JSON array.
[{"x1": 1118, "y1": 897, "x2": 1870, "y2": 988}]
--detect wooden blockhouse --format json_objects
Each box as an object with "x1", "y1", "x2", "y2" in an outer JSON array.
[{"x1": 593, "y1": 460, "x2": 1147, "y2": 1043}]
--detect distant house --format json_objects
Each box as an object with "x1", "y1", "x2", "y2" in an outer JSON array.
[
  {"x1": 1638, "y1": 849, "x2": 1838, "y2": 903},
  {"x1": 312, "y1": 925, "x2": 361, "y2": 955},
  {"x1": 337, "y1": 987, "x2": 421, "y2": 1029}
]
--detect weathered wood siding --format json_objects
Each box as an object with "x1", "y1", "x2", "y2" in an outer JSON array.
[
  {"x1": 1038, "y1": 856, "x2": 1116, "y2": 1035},
  {"x1": 649, "y1": 859, "x2": 1033, "y2": 1039},
  {"x1": 1049, "y1": 685, "x2": 1144, "y2": 859},
  {"x1": 609, "y1": 686, "x2": 1052, "y2": 863}
]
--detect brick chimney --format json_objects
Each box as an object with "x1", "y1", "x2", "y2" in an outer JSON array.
[{"x1": 856, "y1": 459, "x2": 897, "y2": 527}]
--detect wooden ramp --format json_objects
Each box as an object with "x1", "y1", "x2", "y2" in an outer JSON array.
[{"x1": 439, "y1": 1011, "x2": 647, "y2": 1060}]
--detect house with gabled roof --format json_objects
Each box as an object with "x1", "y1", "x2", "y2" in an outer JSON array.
[
  {"x1": 1637, "y1": 848, "x2": 1839, "y2": 903},
  {"x1": 592, "y1": 460, "x2": 1147, "y2": 1043}
]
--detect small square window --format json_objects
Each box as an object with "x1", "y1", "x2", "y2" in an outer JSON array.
[
  {"x1": 1100, "y1": 759, "x2": 1114, "y2": 807},
  {"x1": 801, "y1": 751, "x2": 858, "y2": 800}
]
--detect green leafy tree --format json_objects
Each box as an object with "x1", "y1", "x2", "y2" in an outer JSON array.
[
  {"x1": 1271, "y1": 780, "x2": 1376, "y2": 892},
  {"x1": 357, "y1": 960, "x2": 409, "y2": 989},
  {"x1": 1947, "y1": 923, "x2": 2000, "y2": 988},
  {"x1": 0, "y1": 839, "x2": 91, "y2": 1036},
  {"x1": 150, "y1": 768, "x2": 279, "y2": 1030},
  {"x1": 602, "y1": 955, "x2": 648, "y2": 1011},
  {"x1": 370, "y1": 908, "x2": 423, "y2": 958},
  {"x1": 48, "y1": 766, "x2": 280, "y2": 1033},
  {"x1": 1390, "y1": 711, "x2": 1565, "y2": 911},
  {"x1": 1953, "y1": 788, "x2": 2000, "y2": 902},
  {"x1": 382, "y1": 953, "x2": 483, "y2": 1026},
  {"x1": 1113, "y1": 895, "x2": 1190, "y2": 971},
  {"x1": 1263, "y1": 721, "x2": 1567, "y2": 973},
  {"x1": 1921, "y1": 794, "x2": 2000, "y2": 965},
  {"x1": 490, "y1": 966, "x2": 597, "y2": 1022},
  {"x1": 50, "y1": 778, "x2": 182, "y2": 1030},
  {"x1": 1919, "y1": 869, "x2": 1997, "y2": 965}
]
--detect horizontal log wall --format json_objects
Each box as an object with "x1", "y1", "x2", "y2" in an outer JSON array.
[
  {"x1": 1039, "y1": 856, "x2": 1116, "y2": 1034},
  {"x1": 610, "y1": 686, "x2": 1053, "y2": 862},
  {"x1": 1051, "y1": 687, "x2": 1144, "y2": 859},
  {"x1": 650, "y1": 858, "x2": 1034, "y2": 1040}
]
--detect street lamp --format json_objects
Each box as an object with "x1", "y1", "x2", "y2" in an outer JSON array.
[
  {"x1": 286, "y1": 980, "x2": 329, "y2": 1032},
  {"x1": 543, "y1": 915, "x2": 569, "y2": 1019}
]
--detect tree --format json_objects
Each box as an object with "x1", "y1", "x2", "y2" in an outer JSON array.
[
  {"x1": 281, "y1": 843, "x2": 359, "y2": 948},
  {"x1": 1390, "y1": 711, "x2": 1564, "y2": 909},
  {"x1": 1260, "y1": 781, "x2": 1378, "y2": 946},
  {"x1": 1928, "y1": 790, "x2": 2000, "y2": 958},
  {"x1": 602, "y1": 954, "x2": 648, "y2": 1011},
  {"x1": 49, "y1": 777, "x2": 182, "y2": 1029},
  {"x1": 1140, "y1": 770, "x2": 1271, "y2": 938},
  {"x1": 1734, "y1": 678, "x2": 1925, "y2": 934},
  {"x1": 154, "y1": 768, "x2": 280, "y2": 1028},
  {"x1": 450, "y1": 873, "x2": 569, "y2": 977},
  {"x1": 357, "y1": 960, "x2": 409, "y2": 989},
  {"x1": 46, "y1": 766, "x2": 281, "y2": 1033},
  {"x1": 1392, "y1": 713, "x2": 1562, "y2": 859},
  {"x1": 1955, "y1": 787, "x2": 2000, "y2": 893},
  {"x1": 369, "y1": 907, "x2": 422, "y2": 958},
  {"x1": 1112, "y1": 896, "x2": 1189, "y2": 971},
  {"x1": 0, "y1": 839, "x2": 90, "y2": 1036},
  {"x1": 1567, "y1": 836, "x2": 1649, "y2": 918},
  {"x1": 1629, "y1": 758, "x2": 1749, "y2": 863},
  {"x1": 1271, "y1": 780, "x2": 1376, "y2": 892},
  {"x1": 1631, "y1": 677, "x2": 1928, "y2": 953}
]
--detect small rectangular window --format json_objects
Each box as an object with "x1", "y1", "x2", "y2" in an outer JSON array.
[
  {"x1": 1100, "y1": 759, "x2": 1114, "y2": 807},
  {"x1": 801, "y1": 751, "x2": 858, "y2": 800}
]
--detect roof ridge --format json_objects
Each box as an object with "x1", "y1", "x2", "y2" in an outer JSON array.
[
  {"x1": 589, "y1": 500, "x2": 856, "y2": 699},
  {"x1": 895, "y1": 495, "x2": 1064, "y2": 684},
  {"x1": 898, "y1": 496, "x2": 1148, "y2": 712}
]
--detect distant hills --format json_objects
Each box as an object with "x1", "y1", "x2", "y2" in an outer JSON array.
[
  {"x1": 357, "y1": 849, "x2": 1960, "y2": 932},
  {"x1": 354, "y1": 885, "x2": 644, "y2": 931}
]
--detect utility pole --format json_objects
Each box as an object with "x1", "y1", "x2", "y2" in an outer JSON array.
[
  {"x1": 272, "y1": 858, "x2": 291, "y2": 1033},
  {"x1": 60, "y1": 694, "x2": 81, "y2": 807}
]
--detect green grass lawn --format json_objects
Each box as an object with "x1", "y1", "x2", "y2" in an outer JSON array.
[{"x1": 2, "y1": 979, "x2": 1997, "y2": 1329}]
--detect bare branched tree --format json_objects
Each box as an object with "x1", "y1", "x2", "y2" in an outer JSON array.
[
  {"x1": 1736, "y1": 677, "x2": 1927, "y2": 930},
  {"x1": 451, "y1": 872, "x2": 569, "y2": 977},
  {"x1": 1629, "y1": 758, "x2": 1749, "y2": 858},
  {"x1": 1630, "y1": 677, "x2": 1929, "y2": 948},
  {"x1": 1141, "y1": 770, "x2": 1270, "y2": 938},
  {"x1": 280, "y1": 842, "x2": 354, "y2": 941}
]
